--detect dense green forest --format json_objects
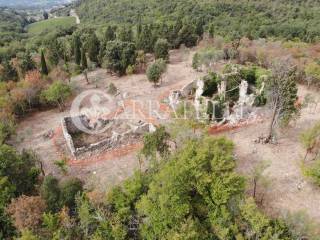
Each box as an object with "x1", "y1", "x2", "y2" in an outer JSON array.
[
  {"x1": 2, "y1": 134, "x2": 317, "y2": 239},
  {"x1": 77, "y1": 0, "x2": 320, "y2": 42},
  {"x1": 0, "y1": 8, "x2": 28, "y2": 47}
]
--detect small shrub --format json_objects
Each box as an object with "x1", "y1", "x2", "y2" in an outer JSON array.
[
  {"x1": 302, "y1": 159, "x2": 320, "y2": 186},
  {"x1": 300, "y1": 122, "x2": 320, "y2": 161},
  {"x1": 107, "y1": 83, "x2": 117, "y2": 95},
  {"x1": 147, "y1": 63, "x2": 162, "y2": 86},
  {"x1": 59, "y1": 178, "x2": 83, "y2": 210},
  {"x1": 54, "y1": 158, "x2": 68, "y2": 175},
  {"x1": 305, "y1": 62, "x2": 320, "y2": 86},
  {"x1": 154, "y1": 38, "x2": 169, "y2": 60},
  {"x1": 41, "y1": 81, "x2": 72, "y2": 111},
  {"x1": 202, "y1": 72, "x2": 220, "y2": 97},
  {"x1": 283, "y1": 210, "x2": 319, "y2": 239},
  {"x1": 253, "y1": 94, "x2": 267, "y2": 106},
  {"x1": 0, "y1": 115, "x2": 15, "y2": 144},
  {"x1": 240, "y1": 66, "x2": 257, "y2": 85},
  {"x1": 226, "y1": 74, "x2": 241, "y2": 102},
  {"x1": 192, "y1": 53, "x2": 200, "y2": 70},
  {"x1": 126, "y1": 65, "x2": 135, "y2": 75},
  {"x1": 146, "y1": 59, "x2": 166, "y2": 86}
]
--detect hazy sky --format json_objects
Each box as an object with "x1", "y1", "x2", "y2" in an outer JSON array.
[{"x1": 0, "y1": 0, "x2": 73, "y2": 8}]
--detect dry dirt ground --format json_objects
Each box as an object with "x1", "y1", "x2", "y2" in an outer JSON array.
[
  {"x1": 223, "y1": 85, "x2": 320, "y2": 223},
  {"x1": 11, "y1": 49, "x2": 202, "y2": 192},
  {"x1": 11, "y1": 49, "x2": 320, "y2": 223}
]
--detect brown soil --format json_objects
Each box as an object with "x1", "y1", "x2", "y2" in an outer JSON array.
[
  {"x1": 11, "y1": 49, "x2": 202, "y2": 190},
  {"x1": 221, "y1": 85, "x2": 320, "y2": 223}
]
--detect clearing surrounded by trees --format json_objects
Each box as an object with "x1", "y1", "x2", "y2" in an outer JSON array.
[
  {"x1": 1, "y1": 0, "x2": 320, "y2": 239},
  {"x1": 10, "y1": 48, "x2": 320, "y2": 228}
]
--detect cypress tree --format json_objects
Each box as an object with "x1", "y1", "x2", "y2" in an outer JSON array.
[
  {"x1": 105, "y1": 25, "x2": 116, "y2": 42},
  {"x1": 74, "y1": 36, "x2": 81, "y2": 65},
  {"x1": 81, "y1": 48, "x2": 88, "y2": 70},
  {"x1": 40, "y1": 50, "x2": 48, "y2": 75},
  {"x1": 88, "y1": 33, "x2": 100, "y2": 63}
]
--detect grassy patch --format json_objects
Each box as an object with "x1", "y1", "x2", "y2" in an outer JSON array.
[
  {"x1": 302, "y1": 159, "x2": 320, "y2": 187},
  {"x1": 27, "y1": 17, "x2": 76, "y2": 35}
]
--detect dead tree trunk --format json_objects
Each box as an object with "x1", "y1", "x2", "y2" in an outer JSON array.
[
  {"x1": 253, "y1": 178, "x2": 257, "y2": 199},
  {"x1": 83, "y1": 70, "x2": 89, "y2": 84},
  {"x1": 39, "y1": 161, "x2": 45, "y2": 176},
  {"x1": 267, "y1": 98, "x2": 279, "y2": 142}
]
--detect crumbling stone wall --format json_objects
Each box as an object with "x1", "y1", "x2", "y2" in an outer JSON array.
[
  {"x1": 181, "y1": 80, "x2": 197, "y2": 97},
  {"x1": 61, "y1": 118, "x2": 76, "y2": 157},
  {"x1": 61, "y1": 116, "x2": 154, "y2": 159}
]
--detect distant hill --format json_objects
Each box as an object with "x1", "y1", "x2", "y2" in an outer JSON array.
[
  {"x1": 0, "y1": 0, "x2": 74, "y2": 9},
  {"x1": 27, "y1": 16, "x2": 76, "y2": 35},
  {"x1": 76, "y1": 0, "x2": 320, "y2": 42},
  {"x1": 0, "y1": 8, "x2": 28, "y2": 46}
]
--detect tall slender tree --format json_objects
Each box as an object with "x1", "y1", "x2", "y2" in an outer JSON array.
[
  {"x1": 87, "y1": 33, "x2": 100, "y2": 63},
  {"x1": 266, "y1": 61, "x2": 298, "y2": 142},
  {"x1": 81, "y1": 48, "x2": 88, "y2": 70},
  {"x1": 40, "y1": 50, "x2": 48, "y2": 75},
  {"x1": 74, "y1": 36, "x2": 81, "y2": 65},
  {"x1": 105, "y1": 25, "x2": 116, "y2": 42},
  {"x1": 81, "y1": 48, "x2": 89, "y2": 84}
]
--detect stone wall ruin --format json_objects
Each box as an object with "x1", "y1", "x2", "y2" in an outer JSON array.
[
  {"x1": 167, "y1": 69, "x2": 263, "y2": 124},
  {"x1": 61, "y1": 115, "x2": 155, "y2": 158}
]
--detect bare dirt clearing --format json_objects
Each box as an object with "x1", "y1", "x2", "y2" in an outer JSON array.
[
  {"x1": 223, "y1": 85, "x2": 320, "y2": 223},
  {"x1": 11, "y1": 50, "x2": 202, "y2": 192}
]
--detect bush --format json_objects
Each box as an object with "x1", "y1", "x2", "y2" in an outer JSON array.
[
  {"x1": 195, "y1": 47, "x2": 225, "y2": 69},
  {"x1": 0, "y1": 115, "x2": 15, "y2": 144},
  {"x1": 302, "y1": 159, "x2": 320, "y2": 186},
  {"x1": 225, "y1": 74, "x2": 241, "y2": 101},
  {"x1": 305, "y1": 62, "x2": 320, "y2": 86},
  {"x1": 141, "y1": 125, "x2": 170, "y2": 159},
  {"x1": 41, "y1": 81, "x2": 72, "y2": 111},
  {"x1": 154, "y1": 38, "x2": 169, "y2": 60},
  {"x1": 147, "y1": 63, "x2": 162, "y2": 86},
  {"x1": 107, "y1": 82, "x2": 117, "y2": 95},
  {"x1": 0, "y1": 146, "x2": 40, "y2": 196},
  {"x1": 253, "y1": 94, "x2": 267, "y2": 107},
  {"x1": 192, "y1": 53, "x2": 200, "y2": 70},
  {"x1": 125, "y1": 65, "x2": 135, "y2": 75},
  {"x1": 240, "y1": 66, "x2": 257, "y2": 85},
  {"x1": 300, "y1": 121, "x2": 320, "y2": 161},
  {"x1": 104, "y1": 40, "x2": 136, "y2": 75},
  {"x1": 146, "y1": 59, "x2": 166, "y2": 86},
  {"x1": 40, "y1": 175, "x2": 61, "y2": 212},
  {"x1": 202, "y1": 72, "x2": 220, "y2": 97},
  {"x1": 6, "y1": 195, "x2": 46, "y2": 233},
  {"x1": 60, "y1": 178, "x2": 83, "y2": 210}
]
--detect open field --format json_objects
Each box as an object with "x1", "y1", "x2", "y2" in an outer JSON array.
[{"x1": 27, "y1": 16, "x2": 76, "y2": 35}]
